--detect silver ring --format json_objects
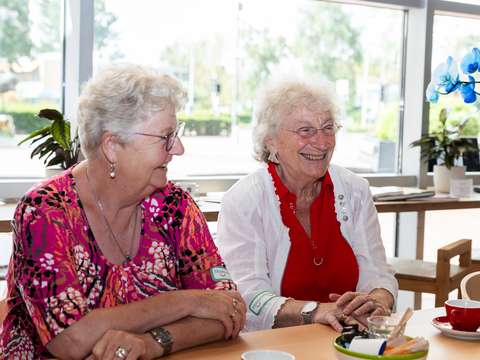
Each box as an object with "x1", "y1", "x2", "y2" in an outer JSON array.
[{"x1": 114, "y1": 346, "x2": 129, "y2": 359}]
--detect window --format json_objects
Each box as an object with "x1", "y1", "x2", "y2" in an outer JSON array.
[
  {"x1": 0, "y1": 0, "x2": 63, "y2": 178},
  {"x1": 94, "y1": 0, "x2": 405, "y2": 177},
  {"x1": 430, "y1": 14, "x2": 480, "y2": 143}
]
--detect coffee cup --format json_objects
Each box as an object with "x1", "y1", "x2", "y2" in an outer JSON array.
[{"x1": 445, "y1": 299, "x2": 480, "y2": 332}]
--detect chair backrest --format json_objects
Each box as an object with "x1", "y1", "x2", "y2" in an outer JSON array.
[{"x1": 461, "y1": 271, "x2": 480, "y2": 301}]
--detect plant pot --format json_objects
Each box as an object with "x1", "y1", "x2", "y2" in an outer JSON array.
[
  {"x1": 45, "y1": 167, "x2": 65, "y2": 178},
  {"x1": 433, "y1": 165, "x2": 466, "y2": 193}
]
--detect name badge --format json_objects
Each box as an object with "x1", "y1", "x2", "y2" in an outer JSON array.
[
  {"x1": 210, "y1": 266, "x2": 233, "y2": 281},
  {"x1": 249, "y1": 291, "x2": 278, "y2": 315}
]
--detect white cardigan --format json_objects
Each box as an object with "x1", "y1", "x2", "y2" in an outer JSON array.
[{"x1": 216, "y1": 163, "x2": 398, "y2": 332}]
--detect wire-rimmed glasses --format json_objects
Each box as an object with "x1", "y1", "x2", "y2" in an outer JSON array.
[
  {"x1": 284, "y1": 123, "x2": 342, "y2": 138},
  {"x1": 134, "y1": 121, "x2": 185, "y2": 151}
]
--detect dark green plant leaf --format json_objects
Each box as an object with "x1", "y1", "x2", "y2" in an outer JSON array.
[
  {"x1": 46, "y1": 155, "x2": 64, "y2": 167},
  {"x1": 31, "y1": 137, "x2": 55, "y2": 158},
  {"x1": 19, "y1": 108, "x2": 81, "y2": 170},
  {"x1": 38, "y1": 109, "x2": 64, "y2": 122},
  {"x1": 17, "y1": 125, "x2": 51, "y2": 145},
  {"x1": 51, "y1": 119, "x2": 71, "y2": 150},
  {"x1": 39, "y1": 142, "x2": 60, "y2": 159},
  {"x1": 29, "y1": 132, "x2": 49, "y2": 145}
]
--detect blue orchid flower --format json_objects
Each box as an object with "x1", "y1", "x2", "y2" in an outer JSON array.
[
  {"x1": 460, "y1": 75, "x2": 476, "y2": 103},
  {"x1": 460, "y1": 48, "x2": 480, "y2": 74},
  {"x1": 431, "y1": 56, "x2": 459, "y2": 93},
  {"x1": 426, "y1": 82, "x2": 439, "y2": 103}
]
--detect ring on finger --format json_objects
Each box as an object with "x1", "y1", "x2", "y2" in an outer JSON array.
[
  {"x1": 232, "y1": 298, "x2": 238, "y2": 307},
  {"x1": 114, "y1": 346, "x2": 129, "y2": 359}
]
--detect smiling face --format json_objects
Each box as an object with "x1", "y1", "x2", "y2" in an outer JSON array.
[
  {"x1": 115, "y1": 104, "x2": 184, "y2": 197},
  {"x1": 269, "y1": 106, "x2": 335, "y2": 188}
]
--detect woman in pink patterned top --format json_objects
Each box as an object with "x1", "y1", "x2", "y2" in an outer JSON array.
[{"x1": 0, "y1": 64, "x2": 246, "y2": 360}]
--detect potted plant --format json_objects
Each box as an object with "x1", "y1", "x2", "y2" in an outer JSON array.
[
  {"x1": 423, "y1": 47, "x2": 480, "y2": 192},
  {"x1": 410, "y1": 108, "x2": 476, "y2": 192},
  {"x1": 18, "y1": 108, "x2": 80, "y2": 176}
]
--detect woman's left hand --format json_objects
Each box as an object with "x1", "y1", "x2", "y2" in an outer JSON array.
[
  {"x1": 85, "y1": 329, "x2": 149, "y2": 360},
  {"x1": 329, "y1": 291, "x2": 392, "y2": 325}
]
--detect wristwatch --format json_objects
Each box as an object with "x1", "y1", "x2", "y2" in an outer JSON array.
[
  {"x1": 149, "y1": 327, "x2": 173, "y2": 357},
  {"x1": 300, "y1": 301, "x2": 319, "y2": 324}
]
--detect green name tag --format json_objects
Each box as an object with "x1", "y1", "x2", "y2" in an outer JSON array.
[
  {"x1": 210, "y1": 266, "x2": 232, "y2": 281},
  {"x1": 249, "y1": 291, "x2": 278, "y2": 316}
]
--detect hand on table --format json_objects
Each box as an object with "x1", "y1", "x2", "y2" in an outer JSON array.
[
  {"x1": 312, "y1": 302, "x2": 359, "y2": 332},
  {"x1": 85, "y1": 329, "x2": 149, "y2": 360},
  {"x1": 188, "y1": 289, "x2": 247, "y2": 339},
  {"x1": 329, "y1": 291, "x2": 392, "y2": 328}
]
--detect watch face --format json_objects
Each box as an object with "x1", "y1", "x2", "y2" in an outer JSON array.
[{"x1": 302, "y1": 301, "x2": 317, "y2": 313}]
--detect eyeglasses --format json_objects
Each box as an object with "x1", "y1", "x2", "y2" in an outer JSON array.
[
  {"x1": 284, "y1": 123, "x2": 342, "y2": 138},
  {"x1": 134, "y1": 121, "x2": 185, "y2": 151}
]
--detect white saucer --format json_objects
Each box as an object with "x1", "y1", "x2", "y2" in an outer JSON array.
[
  {"x1": 431, "y1": 316, "x2": 480, "y2": 341},
  {"x1": 241, "y1": 350, "x2": 295, "y2": 360}
]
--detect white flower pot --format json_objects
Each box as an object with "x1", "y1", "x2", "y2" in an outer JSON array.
[
  {"x1": 45, "y1": 167, "x2": 65, "y2": 178},
  {"x1": 433, "y1": 165, "x2": 466, "y2": 193}
]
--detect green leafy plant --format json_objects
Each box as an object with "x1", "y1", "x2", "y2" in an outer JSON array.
[
  {"x1": 18, "y1": 109, "x2": 80, "y2": 169},
  {"x1": 410, "y1": 108, "x2": 476, "y2": 169}
]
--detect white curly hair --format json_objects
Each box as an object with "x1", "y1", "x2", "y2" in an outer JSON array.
[
  {"x1": 252, "y1": 75, "x2": 340, "y2": 163},
  {"x1": 77, "y1": 63, "x2": 187, "y2": 159}
]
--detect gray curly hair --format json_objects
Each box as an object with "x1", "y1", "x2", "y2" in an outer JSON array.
[
  {"x1": 78, "y1": 63, "x2": 187, "y2": 159},
  {"x1": 252, "y1": 76, "x2": 340, "y2": 163}
]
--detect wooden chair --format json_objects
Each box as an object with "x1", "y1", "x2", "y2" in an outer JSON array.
[
  {"x1": 388, "y1": 239, "x2": 472, "y2": 308},
  {"x1": 460, "y1": 271, "x2": 480, "y2": 301}
]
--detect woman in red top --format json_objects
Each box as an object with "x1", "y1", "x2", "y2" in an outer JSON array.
[{"x1": 217, "y1": 77, "x2": 397, "y2": 331}]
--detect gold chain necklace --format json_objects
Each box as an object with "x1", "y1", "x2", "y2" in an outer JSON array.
[{"x1": 85, "y1": 166, "x2": 138, "y2": 264}]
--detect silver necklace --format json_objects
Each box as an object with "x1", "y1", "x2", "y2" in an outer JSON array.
[{"x1": 85, "y1": 166, "x2": 138, "y2": 264}]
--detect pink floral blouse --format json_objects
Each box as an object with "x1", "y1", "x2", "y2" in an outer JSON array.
[{"x1": 0, "y1": 169, "x2": 235, "y2": 359}]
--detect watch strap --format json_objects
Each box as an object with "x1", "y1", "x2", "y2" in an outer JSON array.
[
  {"x1": 301, "y1": 302, "x2": 319, "y2": 324},
  {"x1": 149, "y1": 327, "x2": 173, "y2": 357}
]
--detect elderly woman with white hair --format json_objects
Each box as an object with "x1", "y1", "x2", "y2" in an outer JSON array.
[
  {"x1": 216, "y1": 77, "x2": 397, "y2": 332},
  {"x1": 1, "y1": 64, "x2": 246, "y2": 360}
]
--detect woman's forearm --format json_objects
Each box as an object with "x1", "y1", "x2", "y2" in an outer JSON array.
[
  {"x1": 272, "y1": 299, "x2": 307, "y2": 328},
  {"x1": 143, "y1": 317, "x2": 226, "y2": 359},
  {"x1": 46, "y1": 290, "x2": 196, "y2": 359}
]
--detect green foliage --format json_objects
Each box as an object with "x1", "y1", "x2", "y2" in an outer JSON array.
[
  {"x1": 376, "y1": 104, "x2": 399, "y2": 141},
  {"x1": 242, "y1": 27, "x2": 289, "y2": 96},
  {"x1": 429, "y1": 100, "x2": 480, "y2": 136},
  {"x1": 7, "y1": 111, "x2": 49, "y2": 134},
  {"x1": 410, "y1": 108, "x2": 477, "y2": 169},
  {"x1": 179, "y1": 112, "x2": 249, "y2": 136},
  {"x1": 94, "y1": 0, "x2": 118, "y2": 51},
  {"x1": 18, "y1": 109, "x2": 80, "y2": 169},
  {"x1": 294, "y1": 3, "x2": 362, "y2": 81},
  {"x1": 0, "y1": 0, "x2": 33, "y2": 64},
  {"x1": 3, "y1": 101, "x2": 57, "y2": 134}
]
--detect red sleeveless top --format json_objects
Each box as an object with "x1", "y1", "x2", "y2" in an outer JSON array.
[{"x1": 267, "y1": 162, "x2": 359, "y2": 302}]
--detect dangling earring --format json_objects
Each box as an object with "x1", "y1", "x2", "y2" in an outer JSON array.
[
  {"x1": 268, "y1": 151, "x2": 279, "y2": 164},
  {"x1": 109, "y1": 163, "x2": 116, "y2": 179}
]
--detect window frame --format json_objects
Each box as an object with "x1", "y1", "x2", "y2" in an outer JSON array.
[{"x1": 2, "y1": 0, "x2": 480, "y2": 198}]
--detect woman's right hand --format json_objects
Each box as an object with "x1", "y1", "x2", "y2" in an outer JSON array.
[
  {"x1": 312, "y1": 302, "x2": 346, "y2": 332},
  {"x1": 186, "y1": 290, "x2": 246, "y2": 339}
]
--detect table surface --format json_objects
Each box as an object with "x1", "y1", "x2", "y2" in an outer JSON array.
[{"x1": 167, "y1": 308, "x2": 480, "y2": 359}]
